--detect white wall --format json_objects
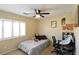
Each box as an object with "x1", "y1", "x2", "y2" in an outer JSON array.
[
  {"x1": 37, "y1": 13, "x2": 76, "y2": 44},
  {"x1": 74, "y1": 27, "x2": 79, "y2": 55}
]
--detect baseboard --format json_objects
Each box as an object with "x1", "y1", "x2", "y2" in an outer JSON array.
[{"x1": 0, "y1": 48, "x2": 17, "y2": 55}]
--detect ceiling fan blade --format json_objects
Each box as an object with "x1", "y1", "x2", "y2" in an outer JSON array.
[
  {"x1": 23, "y1": 12, "x2": 35, "y2": 15},
  {"x1": 40, "y1": 15, "x2": 44, "y2": 18},
  {"x1": 35, "y1": 9, "x2": 41, "y2": 14},
  {"x1": 34, "y1": 9, "x2": 37, "y2": 14},
  {"x1": 40, "y1": 13, "x2": 50, "y2": 14},
  {"x1": 33, "y1": 15, "x2": 36, "y2": 17}
]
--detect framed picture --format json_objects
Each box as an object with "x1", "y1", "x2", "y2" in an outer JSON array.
[
  {"x1": 51, "y1": 21, "x2": 57, "y2": 28},
  {"x1": 61, "y1": 17, "x2": 66, "y2": 25}
]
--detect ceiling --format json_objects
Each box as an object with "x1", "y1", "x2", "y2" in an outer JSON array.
[{"x1": 0, "y1": 4, "x2": 76, "y2": 18}]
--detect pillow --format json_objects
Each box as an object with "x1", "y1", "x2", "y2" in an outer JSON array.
[
  {"x1": 35, "y1": 35, "x2": 47, "y2": 40},
  {"x1": 39, "y1": 35, "x2": 47, "y2": 39}
]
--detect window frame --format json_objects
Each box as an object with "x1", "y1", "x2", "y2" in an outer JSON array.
[
  {"x1": 3, "y1": 20, "x2": 13, "y2": 39},
  {"x1": 0, "y1": 18, "x2": 26, "y2": 41}
]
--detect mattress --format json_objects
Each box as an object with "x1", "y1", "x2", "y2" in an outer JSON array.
[{"x1": 18, "y1": 39, "x2": 49, "y2": 55}]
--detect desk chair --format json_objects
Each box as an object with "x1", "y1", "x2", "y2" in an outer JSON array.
[
  {"x1": 58, "y1": 33, "x2": 75, "y2": 55},
  {"x1": 51, "y1": 36, "x2": 60, "y2": 54}
]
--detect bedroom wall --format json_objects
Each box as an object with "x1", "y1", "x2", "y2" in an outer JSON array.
[
  {"x1": 0, "y1": 10, "x2": 37, "y2": 54},
  {"x1": 37, "y1": 13, "x2": 77, "y2": 44},
  {"x1": 0, "y1": 5, "x2": 78, "y2": 54}
]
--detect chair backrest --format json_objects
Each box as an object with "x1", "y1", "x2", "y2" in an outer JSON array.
[
  {"x1": 63, "y1": 32, "x2": 75, "y2": 49},
  {"x1": 52, "y1": 36, "x2": 56, "y2": 46},
  {"x1": 69, "y1": 33, "x2": 75, "y2": 47}
]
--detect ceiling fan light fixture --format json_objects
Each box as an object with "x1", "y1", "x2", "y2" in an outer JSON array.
[{"x1": 35, "y1": 14, "x2": 41, "y2": 18}]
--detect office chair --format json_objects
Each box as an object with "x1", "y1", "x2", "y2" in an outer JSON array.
[
  {"x1": 59, "y1": 33, "x2": 75, "y2": 55},
  {"x1": 51, "y1": 36, "x2": 60, "y2": 54},
  {"x1": 52, "y1": 36, "x2": 56, "y2": 47}
]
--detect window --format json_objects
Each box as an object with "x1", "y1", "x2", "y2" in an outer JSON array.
[
  {"x1": 13, "y1": 21, "x2": 20, "y2": 37},
  {"x1": 0, "y1": 19, "x2": 26, "y2": 41},
  {"x1": 0, "y1": 20, "x2": 2, "y2": 39},
  {"x1": 4, "y1": 20, "x2": 12, "y2": 38},
  {"x1": 20, "y1": 22, "x2": 26, "y2": 36}
]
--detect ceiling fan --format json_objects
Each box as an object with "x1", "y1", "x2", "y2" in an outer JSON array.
[{"x1": 23, "y1": 9, "x2": 50, "y2": 18}]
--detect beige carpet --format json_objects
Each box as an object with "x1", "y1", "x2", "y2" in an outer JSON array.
[
  {"x1": 41, "y1": 45, "x2": 54, "y2": 55},
  {"x1": 5, "y1": 45, "x2": 56, "y2": 55}
]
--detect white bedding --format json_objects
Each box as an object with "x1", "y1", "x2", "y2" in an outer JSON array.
[{"x1": 18, "y1": 39, "x2": 49, "y2": 55}]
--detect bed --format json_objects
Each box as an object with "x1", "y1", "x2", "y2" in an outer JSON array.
[{"x1": 18, "y1": 39, "x2": 49, "y2": 55}]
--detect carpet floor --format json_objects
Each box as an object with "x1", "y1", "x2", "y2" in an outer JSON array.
[{"x1": 5, "y1": 45, "x2": 56, "y2": 55}]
